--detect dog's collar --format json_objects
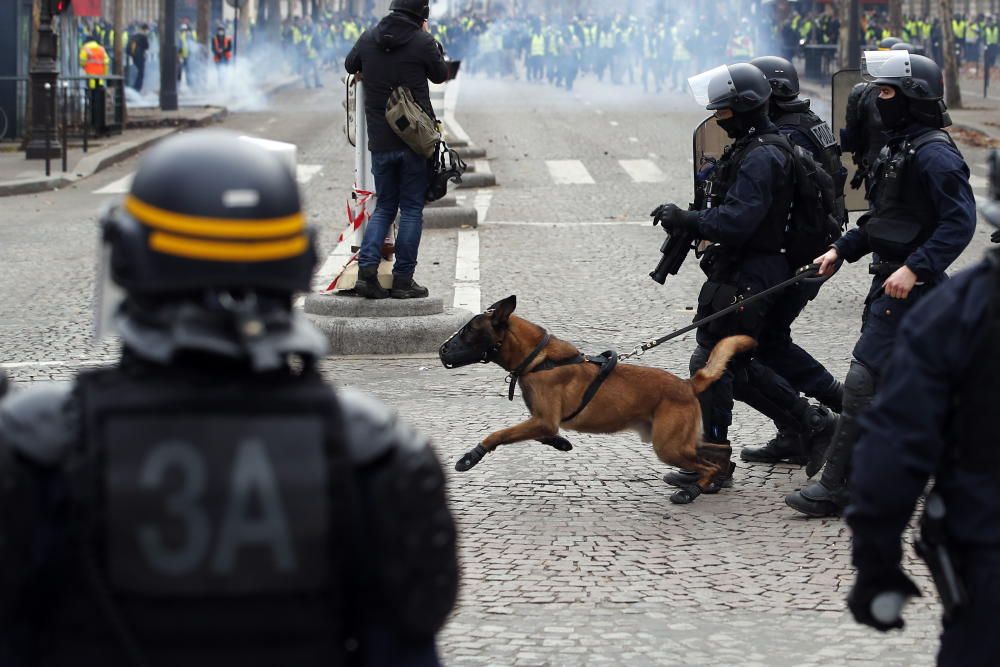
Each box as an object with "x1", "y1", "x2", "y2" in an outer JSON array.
[{"x1": 506, "y1": 331, "x2": 552, "y2": 401}]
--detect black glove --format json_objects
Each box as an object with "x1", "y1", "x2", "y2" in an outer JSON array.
[
  {"x1": 991, "y1": 228, "x2": 1000, "y2": 244},
  {"x1": 847, "y1": 567, "x2": 921, "y2": 632},
  {"x1": 651, "y1": 204, "x2": 700, "y2": 235}
]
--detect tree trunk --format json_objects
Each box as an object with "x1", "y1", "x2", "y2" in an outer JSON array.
[
  {"x1": 113, "y1": 0, "x2": 124, "y2": 76},
  {"x1": 836, "y1": 0, "x2": 850, "y2": 70},
  {"x1": 888, "y1": 0, "x2": 903, "y2": 36},
  {"x1": 197, "y1": 0, "x2": 210, "y2": 48},
  {"x1": 940, "y1": 0, "x2": 963, "y2": 108},
  {"x1": 239, "y1": 0, "x2": 252, "y2": 48}
]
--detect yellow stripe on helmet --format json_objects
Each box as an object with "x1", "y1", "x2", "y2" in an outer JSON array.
[
  {"x1": 126, "y1": 195, "x2": 305, "y2": 240},
  {"x1": 149, "y1": 231, "x2": 309, "y2": 262}
]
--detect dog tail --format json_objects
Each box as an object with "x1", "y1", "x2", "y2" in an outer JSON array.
[{"x1": 688, "y1": 335, "x2": 757, "y2": 395}]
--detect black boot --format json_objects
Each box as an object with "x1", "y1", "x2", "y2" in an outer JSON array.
[
  {"x1": 390, "y1": 275, "x2": 429, "y2": 299},
  {"x1": 739, "y1": 430, "x2": 807, "y2": 464},
  {"x1": 355, "y1": 265, "x2": 389, "y2": 300},
  {"x1": 785, "y1": 413, "x2": 859, "y2": 517},
  {"x1": 800, "y1": 405, "x2": 839, "y2": 478}
]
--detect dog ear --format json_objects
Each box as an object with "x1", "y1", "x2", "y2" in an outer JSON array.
[{"x1": 489, "y1": 295, "x2": 516, "y2": 325}]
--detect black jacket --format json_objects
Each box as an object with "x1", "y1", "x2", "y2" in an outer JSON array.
[{"x1": 345, "y1": 13, "x2": 449, "y2": 153}]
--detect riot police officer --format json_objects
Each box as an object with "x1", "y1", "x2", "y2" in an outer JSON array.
[
  {"x1": 841, "y1": 64, "x2": 887, "y2": 199},
  {"x1": 738, "y1": 56, "x2": 847, "y2": 466},
  {"x1": 845, "y1": 149, "x2": 1000, "y2": 665},
  {"x1": 0, "y1": 130, "x2": 458, "y2": 666},
  {"x1": 786, "y1": 52, "x2": 977, "y2": 517},
  {"x1": 654, "y1": 63, "x2": 835, "y2": 503}
]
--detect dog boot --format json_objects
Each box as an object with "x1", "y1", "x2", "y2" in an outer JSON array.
[
  {"x1": 390, "y1": 275, "x2": 429, "y2": 299},
  {"x1": 355, "y1": 265, "x2": 389, "y2": 300},
  {"x1": 667, "y1": 441, "x2": 732, "y2": 503},
  {"x1": 739, "y1": 430, "x2": 808, "y2": 465}
]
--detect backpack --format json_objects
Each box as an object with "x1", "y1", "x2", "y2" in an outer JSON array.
[
  {"x1": 755, "y1": 135, "x2": 843, "y2": 269},
  {"x1": 385, "y1": 86, "x2": 441, "y2": 158}
]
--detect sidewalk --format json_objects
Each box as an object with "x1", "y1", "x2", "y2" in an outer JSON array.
[
  {"x1": 0, "y1": 106, "x2": 225, "y2": 197},
  {"x1": 0, "y1": 72, "x2": 304, "y2": 198}
]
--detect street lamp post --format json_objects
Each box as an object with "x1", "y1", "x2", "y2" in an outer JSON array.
[
  {"x1": 161, "y1": 0, "x2": 179, "y2": 111},
  {"x1": 847, "y1": 0, "x2": 861, "y2": 69},
  {"x1": 26, "y1": 0, "x2": 62, "y2": 160}
]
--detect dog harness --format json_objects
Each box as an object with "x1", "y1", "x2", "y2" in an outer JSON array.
[{"x1": 506, "y1": 331, "x2": 619, "y2": 423}]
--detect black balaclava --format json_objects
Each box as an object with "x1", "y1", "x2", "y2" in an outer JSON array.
[
  {"x1": 875, "y1": 91, "x2": 910, "y2": 130},
  {"x1": 717, "y1": 105, "x2": 770, "y2": 139}
]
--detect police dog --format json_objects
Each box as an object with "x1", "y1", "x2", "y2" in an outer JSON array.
[{"x1": 439, "y1": 296, "x2": 755, "y2": 504}]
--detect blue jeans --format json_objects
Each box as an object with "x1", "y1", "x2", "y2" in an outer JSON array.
[{"x1": 359, "y1": 149, "x2": 428, "y2": 278}]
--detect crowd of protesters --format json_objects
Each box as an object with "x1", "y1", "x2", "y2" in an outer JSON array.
[{"x1": 72, "y1": 5, "x2": 1000, "y2": 99}]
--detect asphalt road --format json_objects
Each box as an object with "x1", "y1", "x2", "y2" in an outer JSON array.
[{"x1": 0, "y1": 67, "x2": 995, "y2": 666}]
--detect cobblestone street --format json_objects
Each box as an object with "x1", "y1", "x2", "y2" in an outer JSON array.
[{"x1": 1, "y1": 68, "x2": 996, "y2": 665}]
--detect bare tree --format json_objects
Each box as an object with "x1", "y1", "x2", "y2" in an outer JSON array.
[
  {"x1": 940, "y1": 0, "x2": 963, "y2": 108},
  {"x1": 888, "y1": 0, "x2": 903, "y2": 36},
  {"x1": 198, "y1": 0, "x2": 210, "y2": 48},
  {"x1": 113, "y1": 0, "x2": 124, "y2": 76}
]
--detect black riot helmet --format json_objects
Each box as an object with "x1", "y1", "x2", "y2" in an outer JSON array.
[
  {"x1": 390, "y1": 0, "x2": 430, "y2": 20},
  {"x1": 864, "y1": 50, "x2": 950, "y2": 128},
  {"x1": 878, "y1": 36, "x2": 902, "y2": 50},
  {"x1": 689, "y1": 63, "x2": 771, "y2": 113},
  {"x1": 891, "y1": 42, "x2": 925, "y2": 56},
  {"x1": 101, "y1": 129, "x2": 318, "y2": 297},
  {"x1": 750, "y1": 56, "x2": 800, "y2": 100},
  {"x1": 750, "y1": 56, "x2": 799, "y2": 100}
]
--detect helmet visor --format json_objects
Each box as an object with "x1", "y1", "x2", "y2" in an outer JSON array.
[
  {"x1": 862, "y1": 50, "x2": 912, "y2": 82},
  {"x1": 688, "y1": 65, "x2": 734, "y2": 108}
]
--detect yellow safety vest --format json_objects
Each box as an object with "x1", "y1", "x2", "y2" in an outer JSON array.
[
  {"x1": 986, "y1": 26, "x2": 999, "y2": 46},
  {"x1": 530, "y1": 33, "x2": 546, "y2": 56}
]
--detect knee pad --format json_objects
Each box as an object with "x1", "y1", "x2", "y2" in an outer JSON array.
[{"x1": 843, "y1": 360, "x2": 877, "y2": 416}]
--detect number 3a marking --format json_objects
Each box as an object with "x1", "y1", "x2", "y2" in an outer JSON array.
[{"x1": 137, "y1": 439, "x2": 297, "y2": 576}]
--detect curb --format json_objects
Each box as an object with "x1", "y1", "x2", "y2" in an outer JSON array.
[
  {"x1": 423, "y1": 205, "x2": 478, "y2": 229},
  {"x1": 0, "y1": 108, "x2": 227, "y2": 197},
  {"x1": 305, "y1": 307, "x2": 473, "y2": 356}
]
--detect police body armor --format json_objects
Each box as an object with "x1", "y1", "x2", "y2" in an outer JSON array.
[
  {"x1": 703, "y1": 130, "x2": 793, "y2": 263},
  {"x1": 696, "y1": 130, "x2": 793, "y2": 335},
  {"x1": 773, "y1": 104, "x2": 848, "y2": 219},
  {"x1": 0, "y1": 364, "x2": 458, "y2": 666},
  {"x1": 864, "y1": 130, "x2": 953, "y2": 263}
]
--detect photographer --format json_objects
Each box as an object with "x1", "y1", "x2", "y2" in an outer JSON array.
[{"x1": 345, "y1": 0, "x2": 449, "y2": 300}]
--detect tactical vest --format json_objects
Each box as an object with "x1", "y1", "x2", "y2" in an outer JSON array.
[
  {"x1": 865, "y1": 129, "x2": 954, "y2": 263},
  {"x1": 41, "y1": 365, "x2": 357, "y2": 667},
  {"x1": 707, "y1": 129, "x2": 793, "y2": 256},
  {"x1": 773, "y1": 107, "x2": 847, "y2": 203},
  {"x1": 953, "y1": 252, "x2": 1000, "y2": 479}
]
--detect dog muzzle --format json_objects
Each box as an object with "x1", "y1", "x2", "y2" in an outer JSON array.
[{"x1": 439, "y1": 328, "x2": 499, "y2": 369}]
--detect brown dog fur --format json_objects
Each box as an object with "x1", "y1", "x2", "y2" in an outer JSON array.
[{"x1": 454, "y1": 300, "x2": 755, "y2": 491}]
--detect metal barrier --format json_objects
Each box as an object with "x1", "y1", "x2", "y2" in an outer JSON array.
[{"x1": 0, "y1": 75, "x2": 124, "y2": 144}]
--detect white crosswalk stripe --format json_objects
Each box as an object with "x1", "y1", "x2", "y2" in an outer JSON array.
[
  {"x1": 619, "y1": 159, "x2": 667, "y2": 183},
  {"x1": 546, "y1": 160, "x2": 595, "y2": 185},
  {"x1": 93, "y1": 164, "x2": 324, "y2": 196},
  {"x1": 93, "y1": 173, "x2": 133, "y2": 195}
]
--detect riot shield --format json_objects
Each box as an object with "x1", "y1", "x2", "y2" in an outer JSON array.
[
  {"x1": 832, "y1": 68, "x2": 867, "y2": 212},
  {"x1": 692, "y1": 115, "x2": 728, "y2": 205}
]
